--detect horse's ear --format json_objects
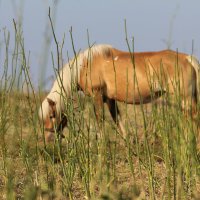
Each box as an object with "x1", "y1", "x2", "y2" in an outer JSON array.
[{"x1": 47, "y1": 98, "x2": 56, "y2": 107}]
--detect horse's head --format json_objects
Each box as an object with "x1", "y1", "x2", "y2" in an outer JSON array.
[{"x1": 39, "y1": 98, "x2": 67, "y2": 143}]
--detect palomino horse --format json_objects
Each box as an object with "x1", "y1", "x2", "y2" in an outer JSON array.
[{"x1": 39, "y1": 44, "x2": 199, "y2": 142}]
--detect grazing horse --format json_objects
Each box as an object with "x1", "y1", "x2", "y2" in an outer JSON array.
[{"x1": 39, "y1": 44, "x2": 199, "y2": 142}]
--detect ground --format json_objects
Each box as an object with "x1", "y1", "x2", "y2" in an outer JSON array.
[{"x1": 0, "y1": 91, "x2": 200, "y2": 199}]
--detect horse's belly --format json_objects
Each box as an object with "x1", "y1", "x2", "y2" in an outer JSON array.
[{"x1": 105, "y1": 78, "x2": 152, "y2": 103}]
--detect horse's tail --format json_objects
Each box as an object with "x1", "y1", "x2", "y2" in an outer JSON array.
[{"x1": 186, "y1": 55, "x2": 200, "y2": 102}]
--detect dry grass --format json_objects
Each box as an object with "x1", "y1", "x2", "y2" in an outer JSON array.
[{"x1": 0, "y1": 91, "x2": 200, "y2": 199}]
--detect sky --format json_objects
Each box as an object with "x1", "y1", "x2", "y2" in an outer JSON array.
[{"x1": 0, "y1": 0, "x2": 200, "y2": 90}]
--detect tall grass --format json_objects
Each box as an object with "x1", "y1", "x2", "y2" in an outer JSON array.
[{"x1": 0, "y1": 14, "x2": 200, "y2": 200}]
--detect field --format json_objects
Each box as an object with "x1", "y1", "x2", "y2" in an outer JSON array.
[{"x1": 0, "y1": 23, "x2": 200, "y2": 200}]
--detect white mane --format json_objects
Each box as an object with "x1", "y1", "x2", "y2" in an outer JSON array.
[{"x1": 39, "y1": 44, "x2": 113, "y2": 120}]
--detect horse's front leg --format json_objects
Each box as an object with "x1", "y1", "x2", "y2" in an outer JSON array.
[
  {"x1": 92, "y1": 90, "x2": 105, "y2": 130},
  {"x1": 92, "y1": 90, "x2": 127, "y2": 139},
  {"x1": 105, "y1": 98, "x2": 126, "y2": 138}
]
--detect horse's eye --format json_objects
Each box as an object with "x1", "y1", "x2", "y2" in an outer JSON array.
[{"x1": 49, "y1": 111, "x2": 56, "y2": 119}]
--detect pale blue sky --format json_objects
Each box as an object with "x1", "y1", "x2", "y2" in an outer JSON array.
[{"x1": 0, "y1": 0, "x2": 200, "y2": 89}]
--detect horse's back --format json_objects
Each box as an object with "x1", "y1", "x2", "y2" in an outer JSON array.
[
  {"x1": 100, "y1": 47, "x2": 194, "y2": 102},
  {"x1": 79, "y1": 45, "x2": 195, "y2": 102}
]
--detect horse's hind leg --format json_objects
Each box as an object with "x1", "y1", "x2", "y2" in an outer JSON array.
[
  {"x1": 181, "y1": 95, "x2": 197, "y2": 119},
  {"x1": 105, "y1": 98, "x2": 126, "y2": 138}
]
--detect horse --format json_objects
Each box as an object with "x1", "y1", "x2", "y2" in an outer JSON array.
[{"x1": 38, "y1": 44, "x2": 200, "y2": 142}]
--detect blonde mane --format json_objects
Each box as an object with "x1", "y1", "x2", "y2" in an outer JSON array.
[{"x1": 39, "y1": 44, "x2": 113, "y2": 120}]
